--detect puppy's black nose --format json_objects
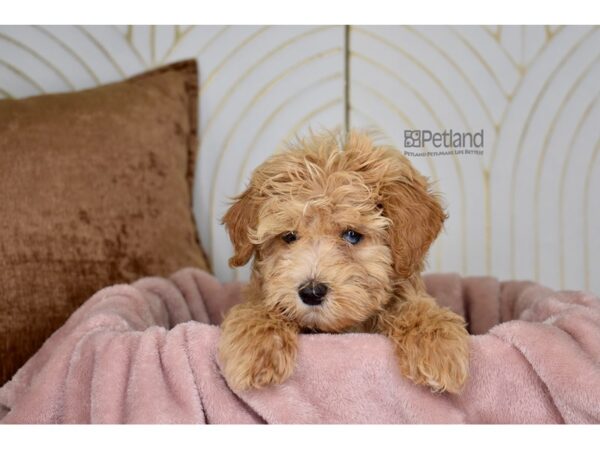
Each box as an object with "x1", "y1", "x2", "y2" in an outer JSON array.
[{"x1": 298, "y1": 281, "x2": 328, "y2": 306}]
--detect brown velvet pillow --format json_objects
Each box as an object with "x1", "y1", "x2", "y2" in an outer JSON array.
[{"x1": 0, "y1": 60, "x2": 209, "y2": 385}]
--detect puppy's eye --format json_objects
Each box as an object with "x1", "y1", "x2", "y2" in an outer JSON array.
[
  {"x1": 281, "y1": 231, "x2": 298, "y2": 244},
  {"x1": 341, "y1": 229, "x2": 363, "y2": 245}
]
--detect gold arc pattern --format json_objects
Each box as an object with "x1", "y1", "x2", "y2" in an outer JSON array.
[
  {"x1": 200, "y1": 26, "x2": 342, "y2": 255},
  {"x1": 535, "y1": 62, "x2": 600, "y2": 285},
  {"x1": 75, "y1": 26, "x2": 127, "y2": 77},
  {"x1": 450, "y1": 27, "x2": 516, "y2": 96},
  {"x1": 200, "y1": 26, "x2": 337, "y2": 140},
  {"x1": 235, "y1": 73, "x2": 344, "y2": 194},
  {"x1": 558, "y1": 97, "x2": 600, "y2": 288},
  {"x1": 211, "y1": 47, "x2": 342, "y2": 201},
  {"x1": 33, "y1": 26, "x2": 102, "y2": 85},
  {"x1": 508, "y1": 27, "x2": 598, "y2": 278},
  {"x1": 405, "y1": 26, "x2": 497, "y2": 126},
  {"x1": 351, "y1": 48, "x2": 468, "y2": 273},
  {"x1": 114, "y1": 25, "x2": 148, "y2": 68},
  {"x1": 0, "y1": 25, "x2": 598, "y2": 292},
  {"x1": 0, "y1": 59, "x2": 44, "y2": 93},
  {"x1": 200, "y1": 26, "x2": 271, "y2": 90},
  {"x1": 207, "y1": 47, "x2": 342, "y2": 254},
  {"x1": 0, "y1": 31, "x2": 75, "y2": 90}
]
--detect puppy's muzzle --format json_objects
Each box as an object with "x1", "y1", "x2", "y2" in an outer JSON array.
[{"x1": 298, "y1": 280, "x2": 328, "y2": 306}]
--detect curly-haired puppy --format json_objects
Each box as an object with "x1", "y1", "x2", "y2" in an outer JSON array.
[{"x1": 219, "y1": 130, "x2": 469, "y2": 393}]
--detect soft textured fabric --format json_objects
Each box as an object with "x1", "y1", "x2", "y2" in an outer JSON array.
[
  {"x1": 0, "y1": 60, "x2": 210, "y2": 386},
  {"x1": 1, "y1": 268, "x2": 598, "y2": 424}
]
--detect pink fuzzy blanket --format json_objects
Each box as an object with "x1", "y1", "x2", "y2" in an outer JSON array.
[{"x1": 1, "y1": 268, "x2": 599, "y2": 424}]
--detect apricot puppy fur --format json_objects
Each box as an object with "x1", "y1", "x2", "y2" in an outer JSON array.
[{"x1": 219, "y1": 131, "x2": 469, "y2": 393}]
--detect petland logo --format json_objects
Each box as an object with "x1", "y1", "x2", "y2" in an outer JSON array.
[{"x1": 403, "y1": 129, "x2": 484, "y2": 157}]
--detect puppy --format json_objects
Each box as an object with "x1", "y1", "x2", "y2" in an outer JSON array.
[{"x1": 218, "y1": 130, "x2": 469, "y2": 393}]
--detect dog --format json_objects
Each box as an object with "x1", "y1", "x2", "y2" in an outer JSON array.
[{"x1": 218, "y1": 130, "x2": 469, "y2": 393}]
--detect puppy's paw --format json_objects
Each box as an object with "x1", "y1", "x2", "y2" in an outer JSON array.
[
  {"x1": 218, "y1": 304, "x2": 298, "y2": 390},
  {"x1": 389, "y1": 303, "x2": 470, "y2": 394}
]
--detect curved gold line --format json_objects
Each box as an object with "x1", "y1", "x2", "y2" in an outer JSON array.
[
  {"x1": 162, "y1": 26, "x2": 230, "y2": 65},
  {"x1": 489, "y1": 26, "x2": 576, "y2": 169},
  {"x1": 161, "y1": 25, "x2": 201, "y2": 64},
  {"x1": 480, "y1": 26, "x2": 521, "y2": 68},
  {"x1": 349, "y1": 108, "x2": 395, "y2": 142},
  {"x1": 196, "y1": 26, "x2": 229, "y2": 54},
  {"x1": 509, "y1": 28, "x2": 599, "y2": 278},
  {"x1": 180, "y1": 25, "x2": 193, "y2": 37},
  {"x1": 76, "y1": 26, "x2": 127, "y2": 77},
  {"x1": 355, "y1": 27, "x2": 487, "y2": 274},
  {"x1": 450, "y1": 27, "x2": 515, "y2": 95},
  {"x1": 112, "y1": 24, "x2": 147, "y2": 68},
  {"x1": 583, "y1": 139, "x2": 600, "y2": 290},
  {"x1": 407, "y1": 27, "x2": 506, "y2": 274},
  {"x1": 535, "y1": 63, "x2": 600, "y2": 285},
  {"x1": 197, "y1": 26, "x2": 230, "y2": 55},
  {"x1": 207, "y1": 48, "x2": 341, "y2": 252},
  {"x1": 481, "y1": 27, "x2": 564, "y2": 274},
  {"x1": 517, "y1": 26, "x2": 553, "y2": 70},
  {"x1": 355, "y1": 28, "x2": 475, "y2": 139},
  {"x1": 509, "y1": 26, "x2": 597, "y2": 172},
  {"x1": 200, "y1": 27, "x2": 337, "y2": 264},
  {"x1": 405, "y1": 26, "x2": 496, "y2": 127},
  {"x1": 200, "y1": 26, "x2": 271, "y2": 92},
  {"x1": 0, "y1": 31, "x2": 75, "y2": 90},
  {"x1": 352, "y1": 51, "x2": 468, "y2": 273},
  {"x1": 0, "y1": 87, "x2": 12, "y2": 98},
  {"x1": 236, "y1": 73, "x2": 343, "y2": 194},
  {"x1": 214, "y1": 48, "x2": 340, "y2": 197},
  {"x1": 484, "y1": 26, "x2": 501, "y2": 43},
  {"x1": 0, "y1": 59, "x2": 44, "y2": 93},
  {"x1": 557, "y1": 96, "x2": 600, "y2": 288},
  {"x1": 201, "y1": 26, "x2": 337, "y2": 137},
  {"x1": 349, "y1": 104, "x2": 445, "y2": 273},
  {"x1": 480, "y1": 26, "x2": 570, "y2": 274},
  {"x1": 352, "y1": 80, "x2": 438, "y2": 181},
  {"x1": 508, "y1": 27, "x2": 597, "y2": 277},
  {"x1": 231, "y1": 98, "x2": 343, "y2": 282},
  {"x1": 351, "y1": 52, "x2": 459, "y2": 134},
  {"x1": 33, "y1": 25, "x2": 101, "y2": 85},
  {"x1": 282, "y1": 98, "x2": 344, "y2": 158},
  {"x1": 546, "y1": 25, "x2": 565, "y2": 40},
  {"x1": 488, "y1": 25, "x2": 553, "y2": 70}
]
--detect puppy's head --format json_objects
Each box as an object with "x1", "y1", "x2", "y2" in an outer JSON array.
[{"x1": 223, "y1": 131, "x2": 446, "y2": 331}]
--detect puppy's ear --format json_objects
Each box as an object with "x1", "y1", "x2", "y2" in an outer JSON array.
[
  {"x1": 372, "y1": 149, "x2": 447, "y2": 278},
  {"x1": 380, "y1": 156, "x2": 447, "y2": 279},
  {"x1": 222, "y1": 187, "x2": 259, "y2": 267}
]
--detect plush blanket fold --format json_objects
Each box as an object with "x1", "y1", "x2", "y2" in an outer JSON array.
[{"x1": 1, "y1": 268, "x2": 598, "y2": 424}]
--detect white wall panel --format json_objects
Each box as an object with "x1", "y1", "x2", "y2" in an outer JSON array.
[
  {"x1": 350, "y1": 25, "x2": 600, "y2": 292},
  {"x1": 1, "y1": 25, "x2": 598, "y2": 292}
]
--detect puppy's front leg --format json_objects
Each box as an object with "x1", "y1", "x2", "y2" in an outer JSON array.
[
  {"x1": 378, "y1": 293, "x2": 470, "y2": 394},
  {"x1": 219, "y1": 301, "x2": 299, "y2": 390}
]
